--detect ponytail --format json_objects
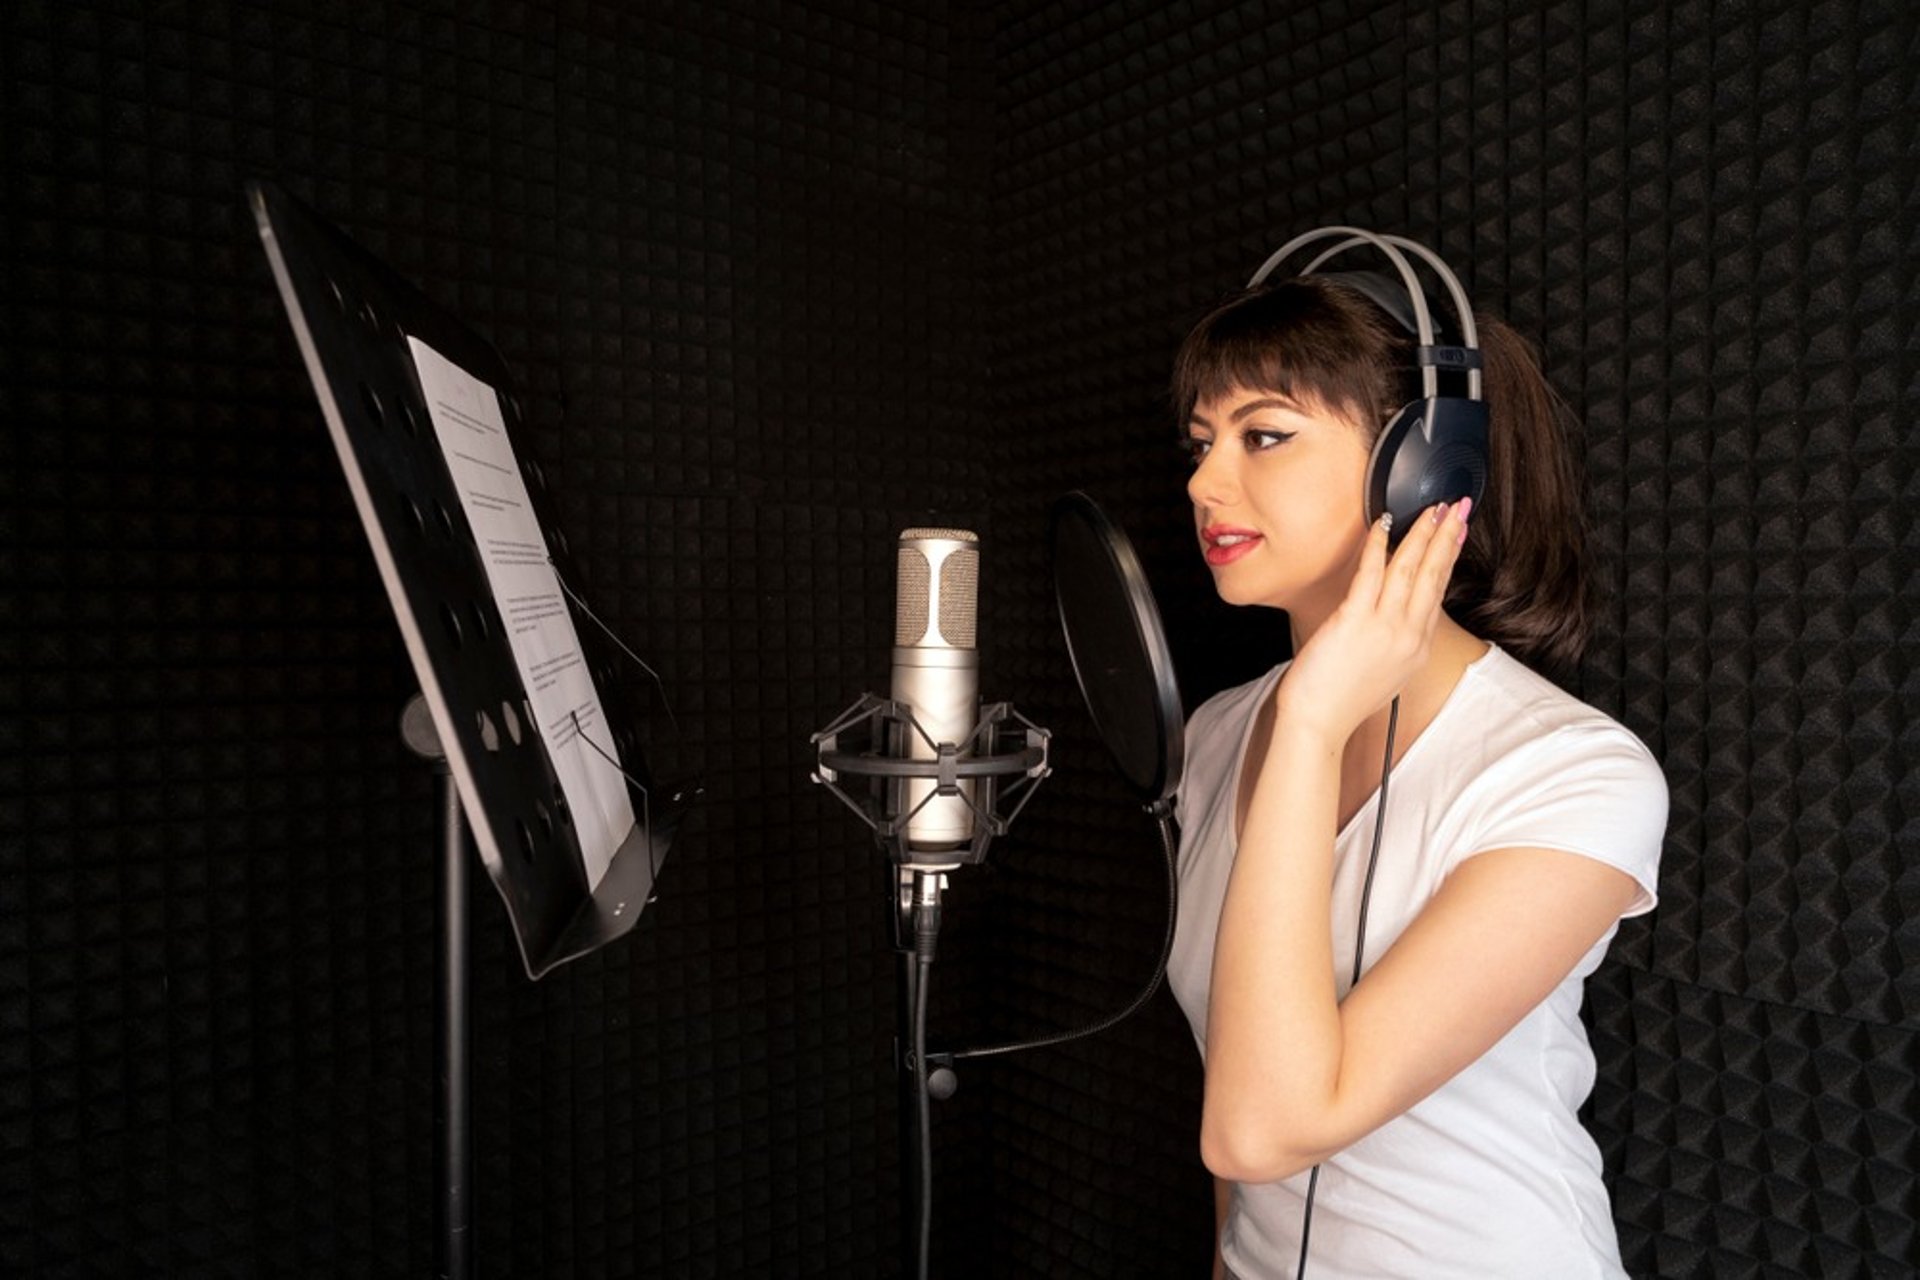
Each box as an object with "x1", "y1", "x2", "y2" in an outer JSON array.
[{"x1": 1447, "y1": 317, "x2": 1593, "y2": 675}]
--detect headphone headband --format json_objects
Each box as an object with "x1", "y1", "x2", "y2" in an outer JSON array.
[{"x1": 1247, "y1": 227, "x2": 1482, "y2": 402}]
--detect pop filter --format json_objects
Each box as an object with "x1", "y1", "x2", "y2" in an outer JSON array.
[
  {"x1": 934, "y1": 492, "x2": 1183, "y2": 1072},
  {"x1": 1049, "y1": 491, "x2": 1184, "y2": 808}
]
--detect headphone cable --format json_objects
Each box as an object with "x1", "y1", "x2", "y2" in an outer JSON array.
[{"x1": 1294, "y1": 695, "x2": 1400, "y2": 1280}]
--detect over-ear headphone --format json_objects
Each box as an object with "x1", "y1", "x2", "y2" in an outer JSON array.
[{"x1": 1248, "y1": 227, "x2": 1488, "y2": 545}]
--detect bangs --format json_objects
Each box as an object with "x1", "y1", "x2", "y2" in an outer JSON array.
[
  {"x1": 1171, "y1": 279, "x2": 1402, "y2": 431},
  {"x1": 1172, "y1": 323, "x2": 1319, "y2": 423}
]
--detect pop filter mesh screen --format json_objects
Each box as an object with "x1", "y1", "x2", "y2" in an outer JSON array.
[{"x1": 1052, "y1": 502, "x2": 1173, "y2": 800}]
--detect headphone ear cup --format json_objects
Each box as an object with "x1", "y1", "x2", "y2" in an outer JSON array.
[
  {"x1": 1366, "y1": 398, "x2": 1491, "y2": 547},
  {"x1": 1365, "y1": 402, "x2": 1429, "y2": 543}
]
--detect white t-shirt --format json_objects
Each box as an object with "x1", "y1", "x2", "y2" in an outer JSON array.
[{"x1": 1168, "y1": 644, "x2": 1667, "y2": 1280}]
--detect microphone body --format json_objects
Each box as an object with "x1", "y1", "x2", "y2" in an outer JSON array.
[{"x1": 891, "y1": 529, "x2": 980, "y2": 850}]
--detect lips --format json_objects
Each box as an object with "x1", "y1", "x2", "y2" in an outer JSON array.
[{"x1": 1202, "y1": 525, "x2": 1263, "y2": 567}]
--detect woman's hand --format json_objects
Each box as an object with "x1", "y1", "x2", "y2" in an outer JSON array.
[{"x1": 1275, "y1": 499, "x2": 1472, "y2": 743}]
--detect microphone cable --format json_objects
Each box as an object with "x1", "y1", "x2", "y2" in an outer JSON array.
[
  {"x1": 891, "y1": 774, "x2": 1169, "y2": 1277},
  {"x1": 945, "y1": 806, "x2": 1179, "y2": 1064},
  {"x1": 907, "y1": 875, "x2": 942, "y2": 1280},
  {"x1": 1295, "y1": 695, "x2": 1400, "y2": 1280},
  {"x1": 914, "y1": 955, "x2": 933, "y2": 1280},
  {"x1": 902, "y1": 817, "x2": 1174, "y2": 1279}
]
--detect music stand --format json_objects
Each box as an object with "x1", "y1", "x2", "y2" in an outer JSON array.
[{"x1": 249, "y1": 179, "x2": 695, "y2": 1276}]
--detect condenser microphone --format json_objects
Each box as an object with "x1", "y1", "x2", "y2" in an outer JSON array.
[{"x1": 892, "y1": 528, "x2": 980, "y2": 850}]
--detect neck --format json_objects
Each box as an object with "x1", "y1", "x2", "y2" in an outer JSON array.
[{"x1": 1290, "y1": 611, "x2": 1490, "y2": 759}]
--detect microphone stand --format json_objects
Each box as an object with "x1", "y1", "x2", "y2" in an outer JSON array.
[{"x1": 812, "y1": 696, "x2": 1051, "y2": 1280}]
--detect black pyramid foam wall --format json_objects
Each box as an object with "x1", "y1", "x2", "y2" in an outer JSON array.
[
  {"x1": 980, "y1": 0, "x2": 1914, "y2": 1276},
  {"x1": 2, "y1": 1, "x2": 994, "y2": 1275},
  {"x1": 3, "y1": 0, "x2": 1915, "y2": 1276}
]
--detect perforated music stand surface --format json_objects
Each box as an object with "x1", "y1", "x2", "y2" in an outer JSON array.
[{"x1": 250, "y1": 179, "x2": 689, "y2": 979}]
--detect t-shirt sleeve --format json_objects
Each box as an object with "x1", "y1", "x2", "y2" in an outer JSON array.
[{"x1": 1460, "y1": 723, "x2": 1668, "y2": 917}]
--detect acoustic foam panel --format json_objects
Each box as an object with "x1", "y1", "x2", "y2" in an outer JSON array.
[
  {"x1": 978, "y1": 0, "x2": 1914, "y2": 1275},
  {"x1": 2, "y1": 1, "x2": 992, "y2": 1275},
  {"x1": 4, "y1": 0, "x2": 1914, "y2": 1276}
]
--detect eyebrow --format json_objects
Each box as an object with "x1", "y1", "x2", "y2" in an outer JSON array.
[{"x1": 1186, "y1": 396, "x2": 1305, "y2": 429}]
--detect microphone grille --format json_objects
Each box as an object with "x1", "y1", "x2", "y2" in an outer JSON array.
[
  {"x1": 896, "y1": 546, "x2": 932, "y2": 645},
  {"x1": 938, "y1": 548, "x2": 978, "y2": 648},
  {"x1": 898, "y1": 527, "x2": 979, "y2": 543},
  {"x1": 896, "y1": 528, "x2": 980, "y2": 649}
]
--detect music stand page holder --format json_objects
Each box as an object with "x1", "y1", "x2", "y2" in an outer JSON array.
[{"x1": 250, "y1": 179, "x2": 695, "y2": 1275}]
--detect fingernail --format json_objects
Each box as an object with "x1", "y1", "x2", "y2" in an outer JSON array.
[
  {"x1": 1432, "y1": 502, "x2": 1449, "y2": 524},
  {"x1": 1456, "y1": 496, "x2": 1474, "y2": 524},
  {"x1": 1380, "y1": 511, "x2": 1393, "y2": 533}
]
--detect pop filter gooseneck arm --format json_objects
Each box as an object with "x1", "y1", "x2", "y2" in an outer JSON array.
[{"x1": 946, "y1": 491, "x2": 1186, "y2": 1063}]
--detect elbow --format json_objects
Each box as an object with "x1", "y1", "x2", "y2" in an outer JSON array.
[{"x1": 1200, "y1": 1113, "x2": 1320, "y2": 1184}]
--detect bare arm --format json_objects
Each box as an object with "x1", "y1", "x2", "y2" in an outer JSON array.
[
  {"x1": 1202, "y1": 818, "x2": 1638, "y2": 1179},
  {"x1": 1200, "y1": 503, "x2": 1641, "y2": 1181}
]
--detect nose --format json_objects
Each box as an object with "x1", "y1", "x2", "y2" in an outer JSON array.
[{"x1": 1186, "y1": 440, "x2": 1235, "y2": 511}]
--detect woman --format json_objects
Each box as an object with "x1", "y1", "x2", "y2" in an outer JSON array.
[{"x1": 1164, "y1": 257, "x2": 1667, "y2": 1279}]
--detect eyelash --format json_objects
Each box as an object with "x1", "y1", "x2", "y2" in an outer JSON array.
[{"x1": 1180, "y1": 428, "x2": 1296, "y2": 465}]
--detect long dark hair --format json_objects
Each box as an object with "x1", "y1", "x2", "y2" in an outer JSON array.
[{"x1": 1172, "y1": 275, "x2": 1594, "y2": 675}]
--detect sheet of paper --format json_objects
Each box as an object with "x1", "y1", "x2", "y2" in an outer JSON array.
[{"x1": 408, "y1": 336, "x2": 635, "y2": 890}]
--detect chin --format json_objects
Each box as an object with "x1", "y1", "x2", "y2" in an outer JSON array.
[{"x1": 1208, "y1": 572, "x2": 1283, "y2": 611}]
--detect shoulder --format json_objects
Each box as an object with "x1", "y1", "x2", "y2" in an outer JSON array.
[
  {"x1": 1174, "y1": 663, "x2": 1286, "y2": 825},
  {"x1": 1461, "y1": 647, "x2": 1661, "y2": 773},
  {"x1": 1446, "y1": 648, "x2": 1669, "y2": 912},
  {"x1": 1185, "y1": 661, "x2": 1287, "y2": 742}
]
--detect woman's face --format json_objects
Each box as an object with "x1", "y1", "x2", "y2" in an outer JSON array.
[{"x1": 1184, "y1": 383, "x2": 1373, "y2": 617}]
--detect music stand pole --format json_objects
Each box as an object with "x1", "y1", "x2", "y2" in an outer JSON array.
[
  {"x1": 439, "y1": 765, "x2": 474, "y2": 1280},
  {"x1": 403, "y1": 695, "x2": 473, "y2": 1280}
]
